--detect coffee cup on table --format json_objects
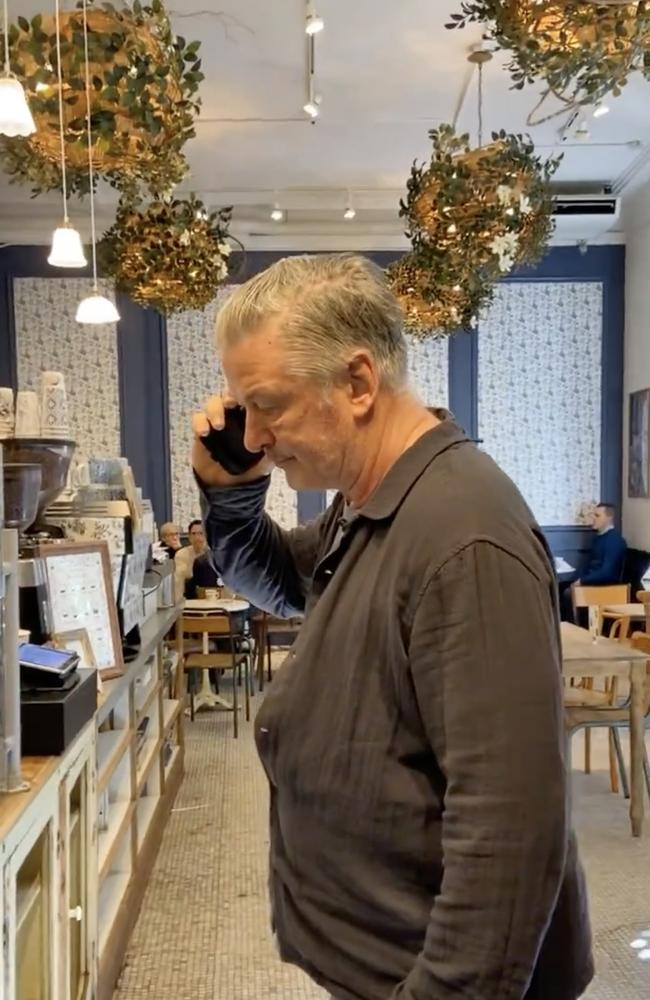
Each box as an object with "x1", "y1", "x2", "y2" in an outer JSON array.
[{"x1": 14, "y1": 391, "x2": 40, "y2": 437}]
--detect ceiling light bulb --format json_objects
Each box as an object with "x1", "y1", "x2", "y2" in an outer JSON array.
[
  {"x1": 76, "y1": 291, "x2": 120, "y2": 324},
  {"x1": 343, "y1": 206, "x2": 356, "y2": 220},
  {"x1": 303, "y1": 99, "x2": 320, "y2": 118},
  {"x1": 0, "y1": 75, "x2": 37, "y2": 137},
  {"x1": 270, "y1": 205, "x2": 284, "y2": 222},
  {"x1": 48, "y1": 224, "x2": 87, "y2": 268},
  {"x1": 305, "y1": 3, "x2": 324, "y2": 35},
  {"x1": 593, "y1": 103, "x2": 610, "y2": 118}
]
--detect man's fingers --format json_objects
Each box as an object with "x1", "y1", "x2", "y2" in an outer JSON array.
[{"x1": 191, "y1": 411, "x2": 211, "y2": 438}]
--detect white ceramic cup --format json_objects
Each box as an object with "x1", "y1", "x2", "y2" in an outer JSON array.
[{"x1": 14, "y1": 390, "x2": 40, "y2": 437}]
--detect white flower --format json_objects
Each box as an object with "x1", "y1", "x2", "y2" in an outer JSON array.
[
  {"x1": 216, "y1": 261, "x2": 228, "y2": 279},
  {"x1": 519, "y1": 194, "x2": 532, "y2": 215},
  {"x1": 496, "y1": 184, "x2": 516, "y2": 206},
  {"x1": 490, "y1": 232, "x2": 519, "y2": 272},
  {"x1": 179, "y1": 230, "x2": 191, "y2": 246},
  {"x1": 128, "y1": 65, "x2": 138, "y2": 79},
  {"x1": 218, "y1": 240, "x2": 232, "y2": 257}
]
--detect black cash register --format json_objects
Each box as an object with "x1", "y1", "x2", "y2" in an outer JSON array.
[{"x1": 19, "y1": 643, "x2": 97, "y2": 755}]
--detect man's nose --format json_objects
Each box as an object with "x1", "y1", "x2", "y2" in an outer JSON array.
[{"x1": 243, "y1": 410, "x2": 274, "y2": 453}]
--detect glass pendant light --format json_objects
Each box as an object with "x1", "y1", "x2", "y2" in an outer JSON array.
[
  {"x1": 48, "y1": 0, "x2": 86, "y2": 268},
  {"x1": 0, "y1": 0, "x2": 36, "y2": 136},
  {"x1": 75, "y1": 0, "x2": 119, "y2": 325}
]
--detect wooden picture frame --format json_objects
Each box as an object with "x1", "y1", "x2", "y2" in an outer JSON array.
[
  {"x1": 51, "y1": 627, "x2": 97, "y2": 670},
  {"x1": 37, "y1": 541, "x2": 125, "y2": 680},
  {"x1": 628, "y1": 388, "x2": 650, "y2": 499},
  {"x1": 51, "y1": 626, "x2": 103, "y2": 693}
]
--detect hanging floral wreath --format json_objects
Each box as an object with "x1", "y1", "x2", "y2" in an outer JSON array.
[
  {"x1": 0, "y1": 0, "x2": 203, "y2": 195},
  {"x1": 386, "y1": 124, "x2": 560, "y2": 335},
  {"x1": 98, "y1": 196, "x2": 238, "y2": 313},
  {"x1": 447, "y1": 1, "x2": 650, "y2": 120}
]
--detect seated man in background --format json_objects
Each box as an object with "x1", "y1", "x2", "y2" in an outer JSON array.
[
  {"x1": 159, "y1": 521, "x2": 182, "y2": 560},
  {"x1": 560, "y1": 503, "x2": 627, "y2": 621},
  {"x1": 185, "y1": 548, "x2": 223, "y2": 599},
  {"x1": 579, "y1": 503, "x2": 627, "y2": 586},
  {"x1": 174, "y1": 519, "x2": 208, "y2": 601}
]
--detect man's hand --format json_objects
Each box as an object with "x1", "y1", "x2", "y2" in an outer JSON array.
[{"x1": 191, "y1": 394, "x2": 273, "y2": 487}]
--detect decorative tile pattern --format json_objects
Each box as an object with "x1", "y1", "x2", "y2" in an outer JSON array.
[
  {"x1": 478, "y1": 281, "x2": 602, "y2": 525},
  {"x1": 406, "y1": 334, "x2": 449, "y2": 410},
  {"x1": 166, "y1": 287, "x2": 297, "y2": 531},
  {"x1": 13, "y1": 278, "x2": 121, "y2": 462}
]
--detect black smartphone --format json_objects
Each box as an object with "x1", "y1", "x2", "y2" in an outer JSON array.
[{"x1": 199, "y1": 405, "x2": 264, "y2": 476}]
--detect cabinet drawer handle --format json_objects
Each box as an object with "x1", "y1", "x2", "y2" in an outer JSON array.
[{"x1": 69, "y1": 906, "x2": 83, "y2": 922}]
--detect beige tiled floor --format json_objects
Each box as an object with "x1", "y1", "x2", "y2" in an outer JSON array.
[{"x1": 114, "y1": 676, "x2": 650, "y2": 1000}]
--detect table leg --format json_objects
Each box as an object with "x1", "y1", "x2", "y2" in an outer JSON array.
[
  {"x1": 190, "y1": 633, "x2": 234, "y2": 714},
  {"x1": 629, "y1": 662, "x2": 645, "y2": 837}
]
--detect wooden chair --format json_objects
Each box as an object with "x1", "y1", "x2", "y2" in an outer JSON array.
[
  {"x1": 252, "y1": 612, "x2": 302, "y2": 691},
  {"x1": 565, "y1": 632, "x2": 650, "y2": 810},
  {"x1": 572, "y1": 583, "x2": 630, "y2": 631},
  {"x1": 175, "y1": 612, "x2": 250, "y2": 737},
  {"x1": 636, "y1": 590, "x2": 650, "y2": 634},
  {"x1": 570, "y1": 584, "x2": 630, "y2": 784}
]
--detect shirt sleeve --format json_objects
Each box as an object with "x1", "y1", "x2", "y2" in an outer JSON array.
[
  {"x1": 199, "y1": 475, "x2": 332, "y2": 617},
  {"x1": 392, "y1": 539, "x2": 568, "y2": 1000}
]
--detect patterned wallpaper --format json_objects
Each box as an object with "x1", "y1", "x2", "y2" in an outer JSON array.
[
  {"x1": 13, "y1": 278, "x2": 121, "y2": 462},
  {"x1": 478, "y1": 281, "x2": 602, "y2": 526},
  {"x1": 406, "y1": 335, "x2": 449, "y2": 411},
  {"x1": 166, "y1": 286, "x2": 298, "y2": 531}
]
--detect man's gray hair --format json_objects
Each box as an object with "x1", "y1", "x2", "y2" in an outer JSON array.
[{"x1": 215, "y1": 253, "x2": 408, "y2": 389}]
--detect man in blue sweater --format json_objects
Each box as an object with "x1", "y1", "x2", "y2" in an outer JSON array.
[
  {"x1": 579, "y1": 503, "x2": 627, "y2": 586},
  {"x1": 560, "y1": 503, "x2": 627, "y2": 621}
]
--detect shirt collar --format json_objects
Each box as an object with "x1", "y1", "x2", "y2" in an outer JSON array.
[{"x1": 355, "y1": 417, "x2": 470, "y2": 522}]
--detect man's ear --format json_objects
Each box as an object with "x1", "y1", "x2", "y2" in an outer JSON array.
[{"x1": 346, "y1": 350, "x2": 380, "y2": 418}]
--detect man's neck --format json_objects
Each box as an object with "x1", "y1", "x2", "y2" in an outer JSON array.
[
  {"x1": 346, "y1": 393, "x2": 440, "y2": 508},
  {"x1": 598, "y1": 524, "x2": 614, "y2": 536}
]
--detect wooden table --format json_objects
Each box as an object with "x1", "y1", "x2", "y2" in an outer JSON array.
[
  {"x1": 183, "y1": 598, "x2": 250, "y2": 712},
  {"x1": 561, "y1": 622, "x2": 648, "y2": 836},
  {"x1": 600, "y1": 603, "x2": 646, "y2": 640}
]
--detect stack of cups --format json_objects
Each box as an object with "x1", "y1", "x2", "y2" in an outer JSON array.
[
  {"x1": 14, "y1": 391, "x2": 40, "y2": 437},
  {"x1": 0, "y1": 387, "x2": 14, "y2": 439},
  {"x1": 39, "y1": 371, "x2": 70, "y2": 439}
]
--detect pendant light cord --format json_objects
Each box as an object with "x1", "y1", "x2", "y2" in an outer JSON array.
[
  {"x1": 3, "y1": 0, "x2": 10, "y2": 74},
  {"x1": 81, "y1": 0, "x2": 98, "y2": 290},
  {"x1": 54, "y1": 0, "x2": 68, "y2": 222}
]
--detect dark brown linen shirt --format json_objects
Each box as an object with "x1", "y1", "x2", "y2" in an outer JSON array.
[{"x1": 201, "y1": 419, "x2": 594, "y2": 1000}]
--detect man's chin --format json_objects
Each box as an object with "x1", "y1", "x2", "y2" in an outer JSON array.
[{"x1": 278, "y1": 459, "x2": 317, "y2": 491}]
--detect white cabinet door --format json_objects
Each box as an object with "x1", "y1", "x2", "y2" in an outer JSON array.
[
  {"x1": 4, "y1": 785, "x2": 59, "y2": 1000},
  {"x1": 59, "y1": 732, "x2": 97, "y2": 1000}
]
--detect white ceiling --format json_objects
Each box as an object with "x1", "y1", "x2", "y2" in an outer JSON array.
[{"x1": 2, "y1": 0, "x2": 650, "y2": 248}]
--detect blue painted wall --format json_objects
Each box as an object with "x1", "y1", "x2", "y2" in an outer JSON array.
[{"x1": 0, "y1": 244, "x2": 624, "y2": 560}]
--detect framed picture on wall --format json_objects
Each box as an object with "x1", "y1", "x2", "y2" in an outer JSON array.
[{"x1": 628, "y1": 389, "x2": 650, "y2": 499}]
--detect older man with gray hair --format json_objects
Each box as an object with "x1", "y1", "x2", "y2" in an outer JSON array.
[{"x1": 191, "y1": 254, "x2": 593, "y2": 1000}]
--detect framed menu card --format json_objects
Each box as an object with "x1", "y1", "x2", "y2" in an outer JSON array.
[{"x1": 37, "y1": 541, "x2": 125, "y2": 680}]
